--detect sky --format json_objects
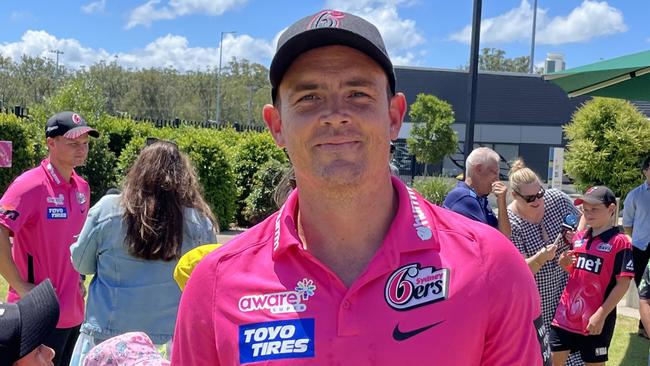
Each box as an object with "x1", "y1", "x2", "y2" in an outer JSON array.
[{"x1": 1, "y1": 0, "x2": 648, "y2": 73}]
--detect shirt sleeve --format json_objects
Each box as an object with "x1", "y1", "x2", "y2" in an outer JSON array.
[
  {"x1": 622, "y1": 189, "x2": 636, "y2": 227},
  {"x1": 70, "y1": 198, "x2": 106, "y2": 275},
  {"x1": 480, "y1": 233, "x2": 550, "y2": 366},
  {"x1": 0, "y1": 177, "x2": 38, "y2": 237},
  {"x1": 172, "y1": 253, "x2": 220, "y2": 365},
  {"x1": 613, "y1": 234, "x2": 635, "y2": 278},
  {"x1": 447, "y1": 196, "x2": 486, "y2": 224}
]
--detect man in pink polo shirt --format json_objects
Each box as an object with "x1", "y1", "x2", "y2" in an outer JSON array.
[
  {"x1": 173, "y1": 10, "x2": 549, "y2": 365},
  {"x1": 0, "y1": 111, "x2": 98, "y2": 366}
]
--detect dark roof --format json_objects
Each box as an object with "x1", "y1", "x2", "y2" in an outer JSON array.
[{"x1": 395, "y1": 66, "x2": 592, "y2": 126}]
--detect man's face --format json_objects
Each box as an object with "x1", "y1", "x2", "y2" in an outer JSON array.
[
  {"x1": 475, "y1": 160, "x2": 499, "y2": 196},
  {"x1": 264, "y1": 45, "x2": 405, "y2": 190},
  {"x1": 644, "y1": 166, "x2": 650, "y2": 183},
  {"x1": 47, "y1": 134, "x2": 90, "y2": 168},
  {"x1": 13, "y1": 344, "x2": 55, "y2": 366}
]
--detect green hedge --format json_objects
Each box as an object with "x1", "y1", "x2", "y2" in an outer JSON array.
[
  {"x1": 76, "y1": 134, "x2": 117, "y2": 204},
  {"x1": 231, "y1": 132, "x2": 287, "y2": 225},
  {"x1": 0, "y1": 113, "x2": 41, "y2": 192},
  {"x1": 412, "y1": 176, "x2": 456, "y2": 205},
  {"x1": 243, "y1": 159, "x2": 291, "y2": 225},
  {"x1": 0, "y1": 111, "x2": 291, "y2": 229}
]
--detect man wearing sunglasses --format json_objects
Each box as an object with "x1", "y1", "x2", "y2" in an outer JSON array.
[{"x1": 443, "y1": 147, "x2": 511, "y2": 237}]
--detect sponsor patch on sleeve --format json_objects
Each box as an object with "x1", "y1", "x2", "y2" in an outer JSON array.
[
  {"x1": 46, "y1": 207, "x2": 68, "y2": 219},
  {"x1": 0, "y1": 206, "x2": 20, "y2": 221},
  {"x1": 239, "y1": 318, "x2": 315, "y2": 364}
]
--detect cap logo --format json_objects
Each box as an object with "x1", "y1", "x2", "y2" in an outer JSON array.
[
  {"x1": 586, "y1": 187, "x2": 597, "y2": 194},
  {"x1": 308, "y1": 10, "x2": 345, "y2": 30},
  {"x1": 71, "y1": 113, "x2": 82, "y2": 125}
]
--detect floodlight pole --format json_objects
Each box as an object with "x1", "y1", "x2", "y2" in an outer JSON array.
[
  {"x1": 463, "y1": 0, "x2": 482, "y2": 174},
  {"x1": 216, "y1": 31, "x2": 236, "y2": 123},
  {"x1": 529, "y1": 0, "x2": 538, "y2": 73}
]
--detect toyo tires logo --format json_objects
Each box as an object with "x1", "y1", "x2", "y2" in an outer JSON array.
[{"x1": 385, "y1": 263, "x2": 449, "y2": 311}]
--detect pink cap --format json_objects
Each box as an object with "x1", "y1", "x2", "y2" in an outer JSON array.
[{"x1": 83, "y1": 332, "x2": 170, "y2": 366}]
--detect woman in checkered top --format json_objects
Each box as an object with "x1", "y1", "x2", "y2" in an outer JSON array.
[{"x1": 507, "y1": 159, "x2": 584, "y2": 366}]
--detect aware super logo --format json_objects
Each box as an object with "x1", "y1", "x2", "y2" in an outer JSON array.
[{"x1": 239, "y1": 278, "x2": 316, "y2": 314}]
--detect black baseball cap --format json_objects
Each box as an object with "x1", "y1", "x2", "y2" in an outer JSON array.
[
  {"x1": 45, "y1": 111, "x2": 99, "y2": 139},
  {"x1": 269, "y1": 10, "x2": 395, "y2": 103},
  {"x1": 574, "y1": 186, "x2": 617, "y2": 206},
  {"x1": 0, "y1": 279, "x2": 60, "y2": 366}
]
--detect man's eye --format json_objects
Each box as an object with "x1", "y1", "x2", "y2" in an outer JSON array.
[
  {"x1": 298, "y1": 94, "x2": 318, "y2": 102},
  {"x1": 351, "y1": 91, "x2": 369, "y2": 97}
]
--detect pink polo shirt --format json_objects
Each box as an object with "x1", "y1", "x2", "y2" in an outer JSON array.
[
  {"x1": 173, "y1": 177, "x2": 548, "y2": 365},
  {"x1": 0, "y1": 159, "x2": 90, "y2": 328}
]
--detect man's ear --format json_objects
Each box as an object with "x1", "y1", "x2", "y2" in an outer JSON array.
[
  {"x1": 262, "y1": 104, "x2": 285, "y2": 147},
  {"x1": 46, "y1": 137, "x2": 55, "y2": 150},
  {"x1": 389, "y1": 93, "x2": 406, "y2": 140}
]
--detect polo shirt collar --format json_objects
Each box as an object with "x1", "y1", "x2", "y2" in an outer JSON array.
[
  {"x1": 271, "y1": 176, "x2": 440, "y2": 261},
  {"x1": 585, "y1": 226, "x2": 619, "y2": 243},
  {"x1": 644, "y1": 181, "x2": 650, "y2": 190},
  {"x1": 41, "y1": 159, "x2": 78, "y2": 187}
]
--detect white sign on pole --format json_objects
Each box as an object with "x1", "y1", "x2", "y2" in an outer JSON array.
[{"x1": 548, "y1": 147, "x2": 564, "y2": 190}]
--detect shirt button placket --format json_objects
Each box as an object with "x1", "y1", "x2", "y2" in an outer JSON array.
[{"x1": 337, "y1": 298, "x2": 357, "y2": 336}]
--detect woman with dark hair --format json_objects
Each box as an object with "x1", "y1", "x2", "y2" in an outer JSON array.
[{"x1": 68, "y1": 141, "x2": 218, "y2": 365}]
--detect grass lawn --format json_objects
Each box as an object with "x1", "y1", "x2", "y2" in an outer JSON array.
[{"x1": 1, "y1": 276, "x2": 648, "y2": 365}]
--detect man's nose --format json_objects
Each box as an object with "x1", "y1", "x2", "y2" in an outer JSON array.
[{"x1": 320, "y1": 97, "x2": 350, "y2": 126}]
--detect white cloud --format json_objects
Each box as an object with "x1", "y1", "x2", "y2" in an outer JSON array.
[
  {"x1": 537, "y1": 1, "x2": 627, "y2": 44},
  {"x1": 325, "y1": 0, "x2": 425, "y2": 65},
  {"x1": 81, "y1": 0, "x2": 106, "y2": 14},
  {"x1": 449, "y1": 0, "x2": 627, "y2": 45},
  {"x1": 0, "y1": 30, "x2": 110, "y2": 69},
  {"x1": 0, "y1": 30, "x2": 273, "y2": 72},
  {"x1": 126, "y1": 0, "x2": 248, "y2": 29}
]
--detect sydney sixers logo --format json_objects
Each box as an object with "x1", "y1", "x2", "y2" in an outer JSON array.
[
  {"x1": 385, "y1": 263, "x2": 449, "y2": 311},
  {"x1": 71, "y1": 113, "x2": 82, "y2": 124},
  {"x1": 308, "y1": 10, "x2": 345, "y2": 29}
]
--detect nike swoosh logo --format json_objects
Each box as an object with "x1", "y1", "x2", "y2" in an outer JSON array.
[{"x1": 393, "y1": 320, "x2": 445, "y2": 341}]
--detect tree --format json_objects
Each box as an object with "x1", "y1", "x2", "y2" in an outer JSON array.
[
  {"x1": 462, "y1": 48, "x2": 533, "y2": 73},
  {"x1": 564, "y1": 97, "x2": 650, "y2": 197},
  {"x1": 406, "y1": 94, "x2": 458, "y2": 168}
]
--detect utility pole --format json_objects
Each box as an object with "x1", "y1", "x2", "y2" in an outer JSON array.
[
  {"x1": 50, "y1": 49, "x2": 64, "y2": 79},
  {"x1": 216, "y1": 31, "x2": 236, "y2": 123},
  {"x1": 529, "y1": 0, "x2": 538, "y2": 73}
]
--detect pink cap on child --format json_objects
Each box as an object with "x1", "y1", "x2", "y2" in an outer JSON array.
[{"x1": 82, "y1": 332, "x2": 170, "y2": 366}]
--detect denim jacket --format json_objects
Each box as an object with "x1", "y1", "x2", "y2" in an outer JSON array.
[{"x1": 70, "y1": 194, "x2": 217, "y2": 344}]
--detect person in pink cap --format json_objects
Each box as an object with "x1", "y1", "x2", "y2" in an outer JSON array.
[
  {"x1": 173, "y1": 9, "x2": 550, "y2": 366},
  {"x1": 0, "y1": 111, "x2": 98, "y2": 366},
  {"x1": 82, "y1": 332, "x2": 169, "y2": 366}
]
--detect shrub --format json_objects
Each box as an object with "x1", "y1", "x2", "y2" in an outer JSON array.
[
  {"x1": 76, "y1": 134, "x2": 117, "y2": 204},
  {"x1": 0, "y1": 113, "x2": 40, "y2": 192},
  {"x1": 243, "y1": 159, "x2": 291, "y2": 225},
  {"x1": 564, "y1": 97, "x2": 650, "y2": 197},
  {"x1": 231, "y1": 132, "x2": 287, "y2": 225},
  {"x1": 95, "y1": 115, "x2": 155, "y2": 158},
  {"x1": 412, "y1": 176, "x2": 456, "y2": 205}
]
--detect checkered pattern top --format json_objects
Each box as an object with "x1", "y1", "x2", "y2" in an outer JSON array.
[{"x1": 508, "y1": 188, "x2": 583, "y2": 365}]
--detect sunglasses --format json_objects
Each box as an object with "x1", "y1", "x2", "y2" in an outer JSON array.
[{"x1": 516, "y1": 188, "x2": 545, "y2": 203}]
